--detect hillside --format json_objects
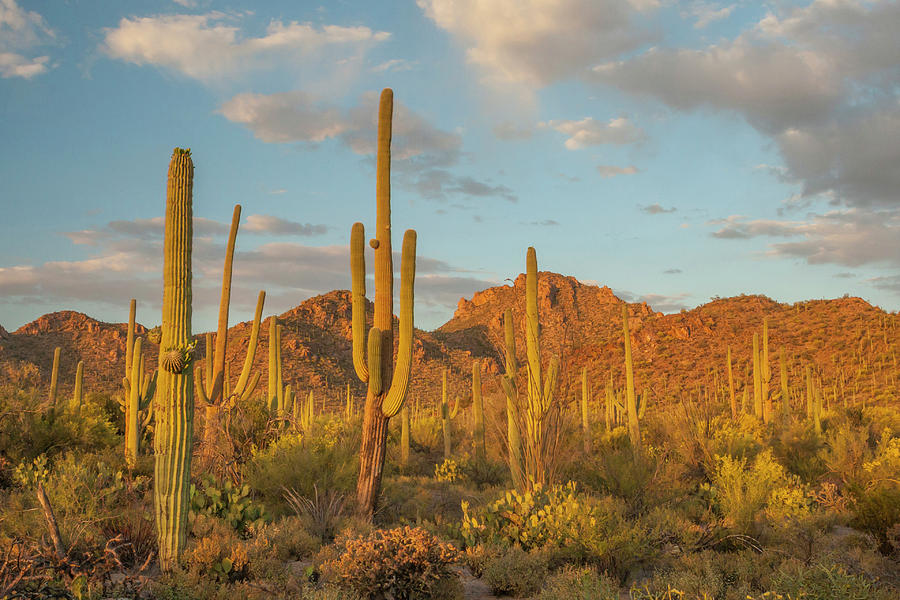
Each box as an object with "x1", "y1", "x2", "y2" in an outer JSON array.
[{"x1": 1, "y1": 275, "x2": 897, "y2": 414}]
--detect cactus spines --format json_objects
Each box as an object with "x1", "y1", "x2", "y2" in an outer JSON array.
[
  {"x1": 622, "y1": 305, "x2": 641, "y2": 452},
  {"x1": 48, "y1": 346, "x2": 61, "y2": 405},
  {"x1": 155, "y1": 147, "x2": 195, "y2": 571},
  {"x1": 581, "y1": 366, "x2": 591, "y2": 454},
  {"x1": 351, "y1": 88, "x2": 418, "y2": 519},
  {"x1": 501, "y1": 308, "x2": 524, "y2": 490},
  {"x1": 473, "y1": 359, "x2": 485, "y2": 463}
]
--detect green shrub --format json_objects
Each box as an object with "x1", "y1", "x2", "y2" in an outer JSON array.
[
  {"x1": 537, "y1": 565, "x2": 619, "y2": 600},
  {"x1": 190, "y1": 474, "x2": 268, "y2": 534},
  {"x1": 323, "y1": 526, "x2": 460, "y2": 600},
  {"x1": 481, "y1": 545, "x2": 548, "y2": 597},
  {"x1": 772, "y1": 561, "x2": 897, "y2": 600},
  {"x1": 460, "y1": 482, "x2": 654, "y2": 576}
]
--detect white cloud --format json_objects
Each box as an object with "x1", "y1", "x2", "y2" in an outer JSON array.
[
  {"x1": 596, "y1": 164, "x2": 639, "y2": 177},
  {"x1": 417, "y1": 0, "x2": 655, "y2": 88},
  {"x1": 101, "y1": 12, "x2": 389, "y2": 82},
  {"x1": 709, "y1": 209, "x2": 900, "y2": 268},
  {"x1": 687, "y1": 2, "x2": 735, "y2": 29},
  {"x1": 593, "y1": 0, "x2": 900, "y2": 208},
  {"x1": 220, "y1": 90, "x2": 517, "y2": 203},
  {"x1": 546, "y1": 116, "x2": 644, "y2": 149},
  {"x1": 0, "y1": 215, "x2": 494, "y2": 329},
  {"x1": 243, "y1": 215, "x2": 329, "y2": 236},
  {"x1": 0, "y1": 0, "x2": 54, "y2": 78}
]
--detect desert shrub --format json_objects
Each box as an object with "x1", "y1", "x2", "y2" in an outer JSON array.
[
  {"x1": 592, "y1": 446, "x2": 660, "y2": 511},
  {"x1": 537, "y1": 565, "x2": 619, "y2": 600},
  {"x1": 707, "y1": 449, "x2": 809, "y2": 535},
  {"x1": 190, "y1": 473, "x2": 268, "y2": 534},
  {"x1": 284, "y1": 484, "x2": 346, "y2": 543},
  {"x1": 847, "y1": 430, "x2": 900, "y2": 553},
  {"x1": 460, "y1": 482, "x2": 654, "y2": 577},
  {"x1": 244, "y1": 427, "x2": 358, "y2": 515},
  {"x1": 481, "y1": 545, "x2": 548, "y2": 597},
  {"x1": 251, "y1": 515, "x2": 321, "y2": 561},
  {"x1": 379, "y1": 476, "x2": 480, "y2": 528},
  {"x1": 640, "y1": 549, "x2": 774, "y2": 600},
  {"x1": 0, "y1": 386, "x2": 118, "y2": 463},
  {"x1": 322, "y1": 526, "x2": 460, "y2": 600},
  {"x1": 459, "y1": 456, "x2": 508, "y2": 489},
  {"x1": 773, "y1": 421, "x2": 827, "y2": 482},
  {"x1": 772, "y1": 561, "x2": 897, "y2": 600}
]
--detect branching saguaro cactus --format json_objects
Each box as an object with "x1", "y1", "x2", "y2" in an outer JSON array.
[
  {"x1": 506, "y1": 247, "x2": 560, "y2": 489},
  {"x1": 119, "y1": 300, "x2": 158, "y2": 467},
  {"x1": 622, "y1": 305, "x2": 641, "y2": 452},
  {"x1": 500, "y1": 308, "x2": 524, "y2": 490},
  {"x1": 194, "y1": 205, "x2": 265, "y2": 465},
  {"x1": 350, "y1": 88, "x2": 417, "y2": 520},
  {"x1": 155, "y1": 147, "x2": 195, "y2": 571}
]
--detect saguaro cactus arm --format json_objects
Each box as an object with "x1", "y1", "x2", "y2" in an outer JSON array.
[
  {"x1": 382, "y1": 229, "x2": 416, "y2": 418},
  {"x1": 233, "y1": 290, "x2": 266, "y2": 401},
  {"x1": 351, "y1": 222, "x2": 369, "y2": 383}
]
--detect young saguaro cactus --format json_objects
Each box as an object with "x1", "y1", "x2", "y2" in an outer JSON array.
[
  {"x1": 441, "y1": 368, "x2": 452, "y2": 458},
  {"x1": 350, "y1": 88, "x2": 417, "y2": 520},
  {"x1": 48, "y1": 346, "x2": 61, "y2": 407},
  {"x1": 155, "y1": 147, "x2": 195, "y2": 571},
  {"x1": 120, "y1": 300, "x2": 158, "y2": 467},
  {"x1": 581, "y1": 366, "x2": 591, "y2": 454}
]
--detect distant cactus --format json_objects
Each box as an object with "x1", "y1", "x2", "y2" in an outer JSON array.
[
  {"x1": 727, "y1": 346, "x2": 736, "y2": 419},
  {"x1": 268, "y1": 320, "x2": 291, "y2": 419},
  {"x1": 351, "y1": 89, "x2": 417, "y2": 519},
  {"x1": 72, "y1": 360, "x2": 84, "y2": 409},
  {"x1": 48, "y1": 346, "x2": 60, "y2": 406},
  {"x1": 400, "y1": 401, "x2": 410, "y2": 467},
  {"x1": 155, "y1": 147, "x2": 195, "y2": 571},
  {"x1": 441, "y1": 368, "x2": 452, "y2": 459},
  {"x1": 581, "y1": 366, "x2": 591, "y2": 454}
]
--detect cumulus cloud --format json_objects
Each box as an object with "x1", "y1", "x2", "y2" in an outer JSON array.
[
  {"x1": 686, "y1": 2, "x2": 735, "y2": 29},
  {"x1": 101, "y1": 12, "x2": 389, "y2": 82},
  {"x1": 640, "y1": 203, "x2": 675, "y2": 214},
  {"x1": 709, "y1": 209, "x2": 900, "y2": 268},
  {"x1": 0, "y1": 0, "x2": 55, "y2": 78},
  {"x1": 417, "y1": 0, "x2": 656, "y2": 88},
  {"x1": 593, "y1": 0, "x2": 900, "y2": 209},
  {"x1": 596, "y1": 165, "x2": 638, "y2": 178},
  {"x1": 220, "y1": 90, "x2": 517, "y2": 203},
  {"x1": 0, "y1": 215, "x2": 493, "y2": 329},
  {"x1": 545, "y1": 116, "x2": 644, "y2": 149}
]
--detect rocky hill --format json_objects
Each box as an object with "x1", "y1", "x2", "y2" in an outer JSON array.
[{"x1": 1, "y1": 274, "x2": 897, "y2": 415}]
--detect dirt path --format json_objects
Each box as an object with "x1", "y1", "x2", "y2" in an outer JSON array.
[{"x1": 454, "y1": 565, "x2": 499, "y2": 600}]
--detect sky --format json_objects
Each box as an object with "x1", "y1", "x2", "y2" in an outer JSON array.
[{"x1": 1, "y1": 0, "x2": 899, "y2": 332}]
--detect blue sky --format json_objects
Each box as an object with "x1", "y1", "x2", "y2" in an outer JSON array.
[{"x1": 2, "y1": 0, "x2": 899, "y2": 331}]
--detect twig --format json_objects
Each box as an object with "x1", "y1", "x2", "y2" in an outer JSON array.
[{"x1": 35, "y1": 482, "x2": 66, "y2": 561}]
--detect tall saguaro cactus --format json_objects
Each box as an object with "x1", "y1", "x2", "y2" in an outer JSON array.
[
  {"x1": 350, "y1": 88, "x2": 417, "y2": 519},
  {"x1": 511, "y1": 247, "x2": 560, "y2": 488},
  {"x1": 155, "y1": 147, "x2": 195, "y2": 571},
  {"x1": 581, "y1": 366, "x2": 591, "y2": 454},
  {"x1": 472, "y1": 359, "x2": 485, "y2": 462},
  {"x1": 441, "y1": 368, "x2": 452, "y2": 459},
  {"x1": 727, "y1": 347, "x2": 736, "y2": 419},
  {"x1": 622, "y1": 305, "x2": 641, "y2": 452},
  {"x1": 48, "y1": 346, "x2": 61, "y2": 406},
  {"x1": 120, "y1": 300, "x2": 158, "y2": 467}
]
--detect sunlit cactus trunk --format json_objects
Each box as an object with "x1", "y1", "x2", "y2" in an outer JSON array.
[
  {"x1": 441, "y1": 368, "x2": 452, "y2": 459},
  {"x1": 472, "y1": 359, "x2": 485, "y2": 463},
  {"x1": 351, "y1": 89, "x2": 417, "y2": 520},
  {"x1": 622, "y1": 305, "x2": 641, "y2": 452},
  {"x1": 581, "y1": 366, "x2": 591, "y2": 454},
  {"x1": 500, "y1": 308, "x2": 524, "y2": 490},
  {"x1": 48, "y1": 346, "x2": 60, "y2": 406},
  {"x1": 727, "y1": 346, "x2": 736, "y2": 419},
  {"x1": 155, "y1": 147, "x2": 195, "y2": 572}
]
